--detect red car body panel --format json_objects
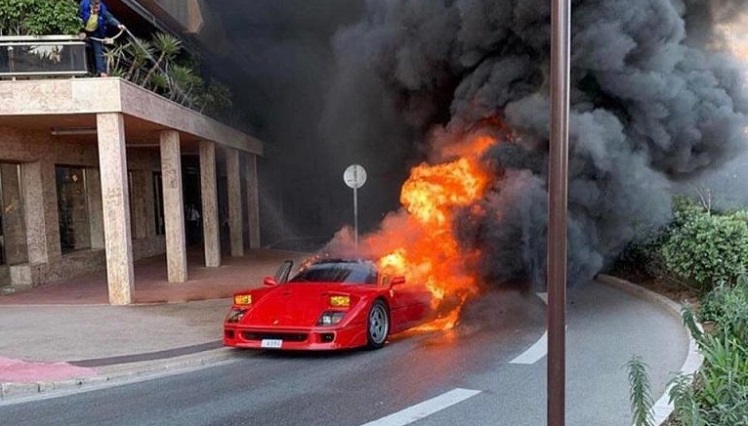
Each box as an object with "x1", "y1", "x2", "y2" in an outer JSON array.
[{"x1": 223, "y1": 273, "x2": 432, "y2": 350}]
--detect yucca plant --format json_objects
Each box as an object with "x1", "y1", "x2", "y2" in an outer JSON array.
[
  {"x1": 102, "y1": 31, "x2": 232, "y2": 116},
  {"x1": 124, "y1": 38, "x2": 153, "y2": 82},
  {"x1": 142, "y1": 32, "x2": 182, "y2": 88},
  {"x1": 103, "y1": 42, "x2": 129, "y2": 76},
  {"x1": 199, "y1": 79, "x2": 233, "y2": 116},
  {"x1": 627, "y1": 356, "x2": 655, "y2": 426},
  {"x1": 165, "y1": 64, "x2": 200, "y2": 107}
]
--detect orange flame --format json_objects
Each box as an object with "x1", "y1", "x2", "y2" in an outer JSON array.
[{"x1": 375, "y1": 135, "x2": 495, "y2": 330}]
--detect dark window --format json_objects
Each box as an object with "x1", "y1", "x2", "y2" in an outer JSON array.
[
  {"x1": 153, "y1": 172, "x2": 165, "y2": 236},
  {"x1": 56, "y1": 166, "x2": 90, "y2": 254}
]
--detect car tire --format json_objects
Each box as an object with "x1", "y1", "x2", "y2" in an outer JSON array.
[{"x1": 366, "y1": 300, "x2": 390, "y2": 350}]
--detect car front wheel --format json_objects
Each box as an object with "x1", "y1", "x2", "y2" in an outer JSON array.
[{"x1": 366, "y1": 300, "x2": 389, "y2": 350}]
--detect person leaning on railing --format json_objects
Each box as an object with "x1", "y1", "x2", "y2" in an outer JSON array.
[{"x1": 79, "y1": 0, "x2": 125, "y2": 77}]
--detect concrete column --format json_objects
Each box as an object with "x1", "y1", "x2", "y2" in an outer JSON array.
[
  {"x1": 22, "y1": 160, "x2": 61, "y2": 264},
  {"x1": 226, "y1": 148, "x2": 244, "y2": 257},
  {"x1": 160, "y1": 130, "x2": 187, "y2": 282},
  {"x1": 86, "y1": 168, "x2": 105, "y2": 249},
  {"x1": 245, "y1": 153, "x2": 261, "y2": 249},
  {"x1": 96, "y1": 113, "x2": 134, "y2": 305},
  {"x1": 130, "y1": 170, "x2": 150, "y2": 240},
  {"x1": 199, "y1": 141, "x2": 220, "y2": 267},
  {"x1": 1, "y1": 164, "x2": 27, "y2": 264}
]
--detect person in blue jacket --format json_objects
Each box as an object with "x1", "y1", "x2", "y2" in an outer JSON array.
[{"x1": 79, "y1": 0, "x2": 126, "y2": 77}]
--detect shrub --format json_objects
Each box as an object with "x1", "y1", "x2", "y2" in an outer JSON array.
[
  {"x1": 0, "y1": 0, "x2": 81, "y2": 36},
  {"x1": 661, "y1": 210, "x2": 748, "y2": 291},
  {"x1": 669, "y1": 296, "x2": 748, "y2": 425},
  {"x1": 699, "y1": 275, "x2": 748, "y2": 344}
]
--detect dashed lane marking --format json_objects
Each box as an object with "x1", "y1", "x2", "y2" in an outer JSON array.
[
  {"x1": 360, "y1": 388, "x2": 482, "y2": 426},
  {"x1": 510, "y1": 292, "x2": 549, "y2": 365}
]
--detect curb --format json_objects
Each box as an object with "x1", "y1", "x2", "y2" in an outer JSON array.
[
  {"x1": 0, "y1": 347, "x2": 236, "y2": 402},
  {"x1": 596, "y1": 274, "x2": 704, "y2": 426}
]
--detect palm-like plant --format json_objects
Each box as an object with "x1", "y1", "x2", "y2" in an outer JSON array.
[
  {"x1": 165, "y1": 64, "x2": 200, "y2": 107},
  {"x1": 102, "y1": 31, "x2": 231, "y2": 116},
  {"x1": 124, "y1": 38, "x2": 153, "y2": 82},
  {"x1": 103, "y1": 42, "x2": 128, "y2": 76},
  {"x1": 142, "y1": 33, "x2": 181, "y2": 88},
  {"x1": 627, "y1": 356, "x2": 655, "y2": 426}
]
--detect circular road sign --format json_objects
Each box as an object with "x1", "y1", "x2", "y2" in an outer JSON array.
[{"x1": 343, "y1": 164, "x2": 367, "y2": 189}]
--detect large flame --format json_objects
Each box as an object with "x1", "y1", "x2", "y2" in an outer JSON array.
[{"x1": 374, "y1": 135, "x2": 494, "y2": 330}]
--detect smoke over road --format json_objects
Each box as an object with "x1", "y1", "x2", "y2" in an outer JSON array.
[{"x1": 321, "y1": 0, "x2": 748, "y2": 288}]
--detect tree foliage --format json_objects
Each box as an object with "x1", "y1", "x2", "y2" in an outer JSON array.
[{"x1": 0, "y1": 0, "x2": 81, "y2": 36}]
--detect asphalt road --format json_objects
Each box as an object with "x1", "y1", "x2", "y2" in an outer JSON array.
[{"x1": 0, "y1": 280, "x2": 688, "y2": 426}]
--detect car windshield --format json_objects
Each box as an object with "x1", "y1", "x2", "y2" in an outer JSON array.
[{"x1": 288, "y1": 261, "x2": 377, "y2": 284}]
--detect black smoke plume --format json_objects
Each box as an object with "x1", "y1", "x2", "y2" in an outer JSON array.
[{"x1": 322, "y1": 0, "x2": 748, "y2": 288}]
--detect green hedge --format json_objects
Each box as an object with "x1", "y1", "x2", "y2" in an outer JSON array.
[{"x1": 661, "y1": 206, "x2": 748, "y2": 290}]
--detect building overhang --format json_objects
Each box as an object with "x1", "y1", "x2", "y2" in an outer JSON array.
[{"x1": 0, "y1": 78, "x2": 262, "y2": 155}]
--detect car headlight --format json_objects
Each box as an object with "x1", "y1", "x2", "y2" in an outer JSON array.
[
  {"x1": 317, "y1": 311, "x2": 346, "y2": 326},
  {"x1": 226, "y1": 308, "x2": 248, "y2": 323},
  {"x1": 234, "y1": 294, "x2": 252, "y2": 305},
  {"x1": 329, "y1": 295, "x2": 350, "y2": 308}
]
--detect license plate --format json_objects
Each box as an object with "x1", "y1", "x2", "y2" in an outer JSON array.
[{"x1": 261, "y1": 339, "x2": 283, "y2": 349}]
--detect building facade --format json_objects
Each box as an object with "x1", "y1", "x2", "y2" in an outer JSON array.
[{"x1": 0, "y1": 78, "x2": 263, "y2": 305}]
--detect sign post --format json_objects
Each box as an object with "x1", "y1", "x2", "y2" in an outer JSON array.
[
  {"x1": 548, "y1": 0, "x2": 571, "y2": 425},
  {"x1": 343, "y1": 164, "x2": 367, "y2": 246}
]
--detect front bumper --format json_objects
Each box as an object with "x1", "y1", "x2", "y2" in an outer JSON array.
[{"x1": 223, "y1": 323, "x2": 367, "y2": 350}]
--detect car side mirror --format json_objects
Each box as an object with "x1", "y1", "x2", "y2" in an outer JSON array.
[
  {"x1": 390, "y1": 276, "x2": 406, "y2": 287},
  {"x1": 263, "y1": 276, "x2": 279, "y2": 287},
  {"x1": 274, "y1": 260, "x2": 293, "y2": 284}
]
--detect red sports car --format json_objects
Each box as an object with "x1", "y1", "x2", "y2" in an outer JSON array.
[{"x1": 223, "y1": 258, "x2": 433, "y2": 350}]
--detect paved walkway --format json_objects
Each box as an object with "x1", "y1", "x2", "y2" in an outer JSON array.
[{"x1": 0, "y1": 248, "x2": 308, "y2": 401}]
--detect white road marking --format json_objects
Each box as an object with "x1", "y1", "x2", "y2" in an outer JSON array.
[
  {"x1": 360, "y1": 388, "x2": 481, "y2": 426},
  {"x1": 510, "y1": 292, "x2": 549, "y2": 365},
  {"x1": 509, "y1": 330, "x2": 549, "y2": 365}
]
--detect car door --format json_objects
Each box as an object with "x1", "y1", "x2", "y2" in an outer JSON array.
[{"x1": 383, "y1": 275, "x2": 426, "y2": 333}]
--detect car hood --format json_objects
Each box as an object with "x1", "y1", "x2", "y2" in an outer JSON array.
[{"x1": 243, "y1": 283, "x2": 361, "y2": 328}]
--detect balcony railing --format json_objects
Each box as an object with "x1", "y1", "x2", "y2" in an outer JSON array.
[{"x1": 0, "y1": 35, "x2": 88, "y2": 79}]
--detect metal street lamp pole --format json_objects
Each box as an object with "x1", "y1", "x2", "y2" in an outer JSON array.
[{"x1": 548, "y1": 0, "x2": 570, "y2": 425}]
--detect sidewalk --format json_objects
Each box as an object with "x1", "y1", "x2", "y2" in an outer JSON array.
[{"x1": 0, "y1": 248, "x2": 308, "y2": 401}]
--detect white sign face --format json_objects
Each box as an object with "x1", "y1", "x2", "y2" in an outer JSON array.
[{"x1": 343, "y1": 164, "x2": 367, "y2": 189}]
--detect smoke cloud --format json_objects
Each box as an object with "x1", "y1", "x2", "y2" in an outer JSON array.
[{"x1": 322, "y1": 0, "x2": 748, "y2": 287}]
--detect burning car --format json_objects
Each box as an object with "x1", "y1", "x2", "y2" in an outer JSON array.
[{"x1": 223, "y1": 258, "x2": 433, "y2": 350}]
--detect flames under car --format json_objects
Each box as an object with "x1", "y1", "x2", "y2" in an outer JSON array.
[{"x1": 223, "y1": 258, "x2": 433, "y2": 350}]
